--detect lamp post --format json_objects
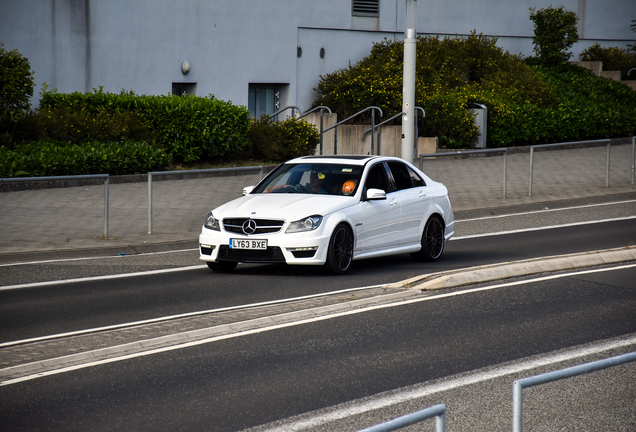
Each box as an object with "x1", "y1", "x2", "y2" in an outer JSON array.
[{"x1": 401, "y1": 0, "x2": 417, "y2": 163}]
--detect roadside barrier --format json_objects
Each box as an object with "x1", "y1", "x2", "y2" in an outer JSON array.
[
  {"x1": 418, "y1": 137, "x2": 636, "y2": 199},
  {"x1": 0, "y1": 174, "x2": 110, "y2": 237},
  {"x1": 357, "y1": 403, "x2": 446, "y2": 432},
  {"x1": 512, "y1": 351, "x2": 636, "y2": 432},
  {"x1": 147, "y1": 166, "x2": 263, "y2": 234}
]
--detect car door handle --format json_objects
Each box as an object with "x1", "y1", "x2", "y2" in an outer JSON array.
[
  {"x1": 389, "y1": 199, "x2": 398, "y2": 206},
  {"x1": 419, "y1": 191, "x2": 426, "y2": 197}
]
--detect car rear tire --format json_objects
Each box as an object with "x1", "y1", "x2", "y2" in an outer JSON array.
[
  {"x1": 207, "y1": 261, "x2": 238, "y2": 272},
  {"x1": 324, "y1": 223, "x2": 353, "y2": 275},
  {"x1": 411, "y1": 216, "x2": 445, "y2": 262}
]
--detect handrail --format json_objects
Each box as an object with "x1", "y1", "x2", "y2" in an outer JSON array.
[
  {"x1": 362, "y1": 112, "x2": 403, "y2": 156},
  {"x1": 300, "y1": 106, "x2": 333, "y2": 156},
  {"x1": 0, "y1": 174, "x2": 110, "y2": 237},
  {"x1": 271, "y1": 106, "x2": 301, "y2": 119},
  {"x1": 323, "y1": 106, "x2": 383, "y2": 155},
  {"x1": 362, "y1": 112, "x2": 403, "y2": 139}
]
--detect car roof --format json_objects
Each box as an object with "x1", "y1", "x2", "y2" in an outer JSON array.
[{"x1": 287, "y1": 155, "x2": 403, "y2": 166}]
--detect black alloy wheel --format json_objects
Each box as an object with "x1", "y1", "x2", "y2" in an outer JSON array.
[
  {"x1": 324, "y1": 223, "x2": 354, "y2": 274},
  {"x1": 411, "y1": 216, "x2": 445, "y2": 262}
]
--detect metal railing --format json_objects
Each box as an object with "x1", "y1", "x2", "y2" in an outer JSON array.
[
  {"x1": 0, "y1": 174, "x2": 110, "y2": 237},
  {"x1": 147, "y1": 166, "x2": 263, "y2": 234},
  {"x1": 512, "y1": 351, "x2": 636, "y2": 432},
  {"x1": 362, "y1": 112, "x2": 403, "y2": 156},
  {"x1": 271, "y1": 106, "x2": 301, "y2": 121},
  {"x1": 418, "y1": 148, "x2": 508, "y2": 199},
  {"x1": 528, "y1": 139, "x2": 610, "y2": 196},
  {"x1": 358, "y1": 404, "x2": 446, "y2": 432},
  {"x1": 299, "y1": 106, "x2": 333, "y2": 155},
  {"x1": 323, "y1": 106, "x2": 383, "y2": 155}
]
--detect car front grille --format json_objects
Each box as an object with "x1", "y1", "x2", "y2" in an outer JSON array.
[
  {"x1": 217, "y1": 245, "x2": 286, "y2": 263},
  {"x1": 222, "y1": 218, "x2": 285, "y2": 235}
]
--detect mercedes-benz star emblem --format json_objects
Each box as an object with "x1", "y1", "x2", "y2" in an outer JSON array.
[{"x1": 242, "y1": 219, "x2": 257, "y2": 235}]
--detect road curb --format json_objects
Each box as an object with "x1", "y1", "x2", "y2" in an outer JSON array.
[{"x1": 394, "y1": 246, "x2": 636, "y2": 291}]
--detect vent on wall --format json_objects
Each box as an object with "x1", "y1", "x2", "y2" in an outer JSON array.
[{"x1": 352, "y1": 0, "x2": 379, "y2": 17}]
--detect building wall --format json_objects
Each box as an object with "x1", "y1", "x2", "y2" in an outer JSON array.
[{"x1": 1, "y1": 0, "x2": 635, "y2": 112}]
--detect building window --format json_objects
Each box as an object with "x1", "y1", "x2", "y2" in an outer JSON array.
[
  {"x1": 249, "y1": 84, "x2": 289, "y2": 119},
  {"x1": 352, "y1": 0, "x2": 379, "y2": 17},
  {"x1": 172, "y1": 82, "x2": 197, "y2": 96}
]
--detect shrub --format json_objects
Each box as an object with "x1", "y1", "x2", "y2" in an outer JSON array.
[
  {"x1": 580, "y1": 44, "x2": 636, "y2": 80},
  {"x1": 314, "y1": 33, "x2": 555, "y2": 148},
  {"x1": 39, "y1": 87, "x2": 251, "y2": 162},
  {"x1": 0, "y1": 140, "x2": 172, "y2": 178},
  {"x1": 0, "y1": 44, "x2": 35, "y2": 145},
  {"x1": 529, "y1": 6, "x2": 579, "y2": 67},
  {"x1": 247, "y1": 115, "x2": 319, "y2": 161}
]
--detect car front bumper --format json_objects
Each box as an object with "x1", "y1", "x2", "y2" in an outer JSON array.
[{"x1": 198, "y1": 226, "x2": 332, "y2": 266}]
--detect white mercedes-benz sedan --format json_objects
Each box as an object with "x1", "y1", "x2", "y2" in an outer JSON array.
[{"x1": 199, "y1": 155, "x2": 454, "y2": 274}]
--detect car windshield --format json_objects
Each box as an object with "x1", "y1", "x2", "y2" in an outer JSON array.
[{"x1": 252, "y1": 163, "x2": 363, "y2": 196}]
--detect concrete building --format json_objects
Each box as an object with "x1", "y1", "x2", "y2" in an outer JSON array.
[{"x1": 1, "y1": 0, "x2": 635, "y2": 116}]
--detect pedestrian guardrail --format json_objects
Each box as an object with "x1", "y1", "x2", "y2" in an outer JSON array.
[
  {"x1": 418, "y1": 148, "x2": 508, "y2": 199},
  {"x1": 528, "y1": 139, "x2": 610, "y2": 196},
  {"x1": 147, "y1": 166, "x2": 263, "y2": 234},
  {"x1": 0, "y1": 174, "x2": 110, "y2": 237},
  {"x1": 418, "y1": 137, "x2": 636, "y2": 199},
  {"x1": 357, "y1": 403, "x2": 446, "y2": 432},
  {"x1": 512, "y1": 351, "x2": 636, "y2": 432}
]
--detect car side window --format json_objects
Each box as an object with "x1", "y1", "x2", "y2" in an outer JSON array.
[
  {"x1": 407, "y1": 166, "x2": 426, "y2": 187},
  {"x1": 365, "y1": 164, "x2": 389, "y2": 191},
  {"x1": 387, "y1": 162, "x2": 414, "y2": 191}
]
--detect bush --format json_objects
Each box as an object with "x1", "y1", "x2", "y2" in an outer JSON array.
[
  {"x1": 580, "y1": 44, "x2": 636, "y2": 80},
  {"x1": 529, "y1": 6, "x2": 579, "y2": 67},
  {"x1": 314, "y1": 33, "x2": 555, "y2": 148},
  {"x1": 0, "y1": 44, "x2": 35, "y2": 145},
  {"x1": 247, "y1": 115, "x2": 319, "y2": 161},
  {"x1": 39, "y1": 87, "x2": 251, "y2": 162},
  {"x1": 0, "y1": 140, "x2": 172, "y2": 178}
]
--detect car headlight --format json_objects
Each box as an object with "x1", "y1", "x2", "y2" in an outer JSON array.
[
  {"x1": 204, "y1": 211, "x2": 220, "y2": 231},
  {"x1": 286, "y1": 215, "x2": 323, "y2": 233}
]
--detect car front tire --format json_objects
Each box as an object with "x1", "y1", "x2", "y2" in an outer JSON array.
[
  {"x1": 411, "y1": 216, "x2": 445, "y2": 262},
  {"x1": 324, "y1": 223, "x2": 353, "y2": 275}
]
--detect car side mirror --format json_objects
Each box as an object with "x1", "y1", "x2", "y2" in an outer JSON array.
[
  {"x1": 364, "y1": 188, "x2": 387, "y2": 201},
  {"x1": 242, "y1": 186, "x2": 255, "y2": 196}
]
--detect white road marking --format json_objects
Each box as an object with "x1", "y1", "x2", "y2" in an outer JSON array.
[
  {"x1": 256, "y1": 333, "x2": 636, "y2": 432},
  {"x1": 0, "y1": 283, "x2": 386, "y2": 348},
  {"x1": 456, "y1": 199, "x2": 636, "y2": 223},
  {"x1": 0, "y1": 248, "x2": 198, "y2": 267},
  {"x1": 451, "y1": 215, "x2": 636, "y2": 240},
  {"x1": 2, "y1": 263, "x2": 635, "y2": 386}
]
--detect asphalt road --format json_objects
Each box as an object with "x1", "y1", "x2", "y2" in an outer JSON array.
[{"x1": 0, "y1": 199, "x2": 635, "y2": 431}]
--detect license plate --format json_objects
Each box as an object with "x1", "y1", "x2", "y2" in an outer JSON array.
[{"x1": 230, "y1": 239, "x2": 267, "y2": 250}]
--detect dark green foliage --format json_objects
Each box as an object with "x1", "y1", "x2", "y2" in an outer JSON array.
[
  {"x1": 0, "y1": 44, "x2": 35, "y2": 145},
  {"x1": 247, "y1": 115, "x2": 319, "y2": 161},
  {"x1": 580, "y1": 44, "x2": 636, "y2": 80},
  {"x1": 314, "y1": 33, "x2": 555, "y2": 148},
  {"x1": 39, "y1": 87, "x2": 251, "y2": 162},
  {"x1": 0, "y1": 140, "x2": 172, "y2": 178},
  {"x1": 529, "y1": 6, "x2": 579, "y2": 67}
]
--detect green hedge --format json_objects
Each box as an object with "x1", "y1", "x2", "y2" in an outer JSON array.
[
  {"x1": 247, "y1": 115, "x2": 319, "y2": 161},
  {"x1": 40, "y1": 87, "x2": 251, "y2": 162},
  {"x1": 0, "y1": 140, "x2": 172, "y2": 178}
]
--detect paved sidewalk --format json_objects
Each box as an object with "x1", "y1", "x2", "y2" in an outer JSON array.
[{"x1": 0, "y1": 144, "x2": 634, "y2": 257}]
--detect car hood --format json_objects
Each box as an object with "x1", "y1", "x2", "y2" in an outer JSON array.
[{"x1": 212, "y1": 194, "x2": 353, "y2": 221}]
